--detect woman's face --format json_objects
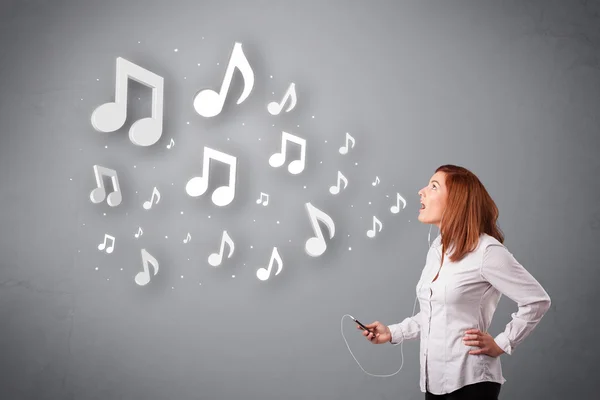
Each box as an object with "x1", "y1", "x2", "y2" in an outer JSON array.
[{"x1": 417, "y1": 171, "x2": 448, "y2": 229}]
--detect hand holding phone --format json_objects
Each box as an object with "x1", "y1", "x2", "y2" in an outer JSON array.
[{"x1": 349, "y1": 315, "x2": 373, "y2": 334}]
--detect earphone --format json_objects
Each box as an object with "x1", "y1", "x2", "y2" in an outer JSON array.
[{"x1": 340, "y1": 222, "x2": 439, "y2": 377}]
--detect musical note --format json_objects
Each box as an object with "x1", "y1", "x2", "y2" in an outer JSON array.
[
  {"x1": 143, "y1": 187, "x2": 161, "y2": 210},
  {"x1": 208, "y1": 230, "x2": 235, "y2": 267},
  {"x1": 166, "y1": 138, "x2": 174, "y2": 149},
  {"x1": 193, "y1": 42, "x2": 254, "y2": 118},
  {"x1": 304, "y1": 202, "x2": 336, "y2": 257},
  {"x1": 256, "y1": 192, "x2": 269, "y2": 206},
  {"x1": 390, "y1": 192, "x2": 407, "y2": 214},
  {"x1": 134, "y1": 227, "x2": 143, "y2": 238},
  {"x1": 329, "y1": 171, "x2": 348, "y2": 195},
  {"x1": 185, "y1": 147, "x2": 237, "y2": 207},
  {"x1": 267, "y1": 83, "x2": 297, "y2": 115},
  {"x1": 97, "y1": 234, "x2": 115, "y2": 254},
  {"x1": 91, "y1": 57, "x2": 164, "y2": 146},
  {"x1": 90, "y1": 165, "x2": 122, "y2": 207},
  {"x1": 367, "y1": 216, "x2": 383, "y2": 238},
  {"x1": 269, "y1": 131, "x2": 306, "y2": 175},
  {"x1": 183, "y1": 232, "x2": 191, "y2": 244},
  {"x1": 256, "y1": 247, "x2": 283, "y2": 281},
  {"x1": 135, "y1": 248, "x2": 159, "y2": 286},
  {"x1": 372, "y1": 176, "x2": 380, "y2": 186},
  {"x1": 339, "y1": 132, "x2": 355, "y2": 155}
]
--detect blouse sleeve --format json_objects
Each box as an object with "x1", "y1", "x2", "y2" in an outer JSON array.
[
  {"x1": 387, "y1": 311, "x2": 423, "y2": 344},
  {"x1": 481, "y1": 243, "x2": 551, "y2": 355}
]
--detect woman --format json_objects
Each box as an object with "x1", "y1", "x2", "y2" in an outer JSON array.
[{"x1": 362, "y1": 165, "x2": 551, "y2": 399}]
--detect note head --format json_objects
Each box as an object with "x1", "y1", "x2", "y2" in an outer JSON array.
[
  {"x1": 135, "y1": 272, "x2": 150, "y2": 286},
  {"x1": 288, "y1": 160, "x2": 304, "y2": 175},
  {"x1": 256, "y1": 268, "x2": 268, "y2": 281},
  {"x1": 367, "y1": 230, "x2": 375, "y2": 238},
  {"x1": 193, "y1": 89, "x2": 222, "y2": 118},
  {"x1": 208, "y1": 253, "x2": 222, "y2": 267},
  {"x1": 107, "y1": 191, "x2": 122, "y2": 207},
  {"x1": 212, "y1": 186, "x2": 234, "y2": 207},
  {"x1": 339, "y1": 147, "x2": 348, "y2": 155},
  {"x1": 186, "y1": 176, "x2": 208, "y2": 197},
  {"x1": 129, "y1": 117, "x2": 162, "y2": 146},
  {"x1": 90, "y1": 187, "x2": 106, "y2": 204},
  {"x1": 267, "y1": 102, "x2": 281, "y2": 115},
  {"x1": 305, "y1": 237, "x2": 326, "y2": 257},
  {"x1": 269, "y1": 153, "x2": 285, "y2": 168},
  {"x1": 391, "y1": 206, "x2": 399, "y2": 214},
  {"x1": 329, "y1": 186, "x2": 339, "y2": 195},
  {"x1": 91, "y1": 102, "x2": 127, "y2": 133}
]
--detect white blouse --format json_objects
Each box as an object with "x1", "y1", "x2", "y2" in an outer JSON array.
[{"x1": 387, "y1": 233, "x2": 551, "y2": 395}]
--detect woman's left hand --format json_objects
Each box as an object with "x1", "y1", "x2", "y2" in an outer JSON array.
[{"x1": 462, "y1": 329, "x2": 505, "y2": 357}]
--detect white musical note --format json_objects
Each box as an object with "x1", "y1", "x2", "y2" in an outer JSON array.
[
  {"x1": 166, "y1": 138, "x2": 174, "y2": 149},
  {"x1": 143, "y1": 187, "x2": 161, "y2": 210},
  {"x1": 256, "y1": 192, "x2": 269, "y2": 206},
  {"x1": 91, "y1": 57, "x2": 164, "y2": 146},
  {"x1": 256, "y1": 247, "x2": 283, "y2": 281},
  {"x1": 367, "y1": 216, "x2": 383, "y2": 238},
  {"x1": 372, "y1": 176, "x2": 380, "y2": 186},
  {"x1": 135, "y1": 248, "x2": 159, "y2": 286},
  {"x1": 185, "y1": 147, "x2": 237, "y2": 207},
  {"x1": 329, "y1": 171, "x2": 348, "y2": 195},
  {"x1": 193, "y1": 42, "x2": 254, "y2": 118},
  {"x1": 339, "y1": 132, "x2": 355, "y2": 155},
  {"x1": 134, "y1": 227, "x2": 143, "y2": 238},
  {"x1": 90, "y1": 165, "x2": 122, "y2": 207},
  {"x1": 208, "y1": 230, "x2": 235, "y2": 267},
  {"x1": 98, "y1": 234, "x2": 115, "y2": 254},
  {"x1": 269, "y1": 131, "x2": 306, "y2": 175},
  {"x1": 267, "y1": 83, "x2": 297, "y2": 115},
  {"x1": 304, "y1": 202, "x2": 336, "y2": 257},
  {"x1": 390, "y1": 192, "x2": 407, "y2": 214},
  {"x1": 183, "y1": 232, "x2": 191, "y2": 244}
]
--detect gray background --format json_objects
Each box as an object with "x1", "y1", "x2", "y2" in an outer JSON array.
[{"x1": 0, "y1": 0, "x2": 598, "y2": 399}]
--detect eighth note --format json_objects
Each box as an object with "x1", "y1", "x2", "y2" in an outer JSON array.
[
  {"x1": 256, "y1": 192, "x2": 269, "y2": 206},
  {"x1": 134, "y1": 227, "x2": 143, "y2": 238},
  {"x1": 329, "y1": 171, "x2": 348, "y2": 195},
  {"x1": 183, "y1": 232, "x2": 191, "y2": 244},
  {"x1": 304, "y1": 202, "x2": 335, "y2": 257},
  {"x1": 269, "y1": 131, "x2": 307, "y2": 175},
  {"x1": 390, "y1": 192, "x2": 407, "y2": 214},
  {"x1": 256, "y1": 247, "x2": 283, "y2": 281},
  {"x1": 367, "y1": 216, "x2": 383, "y2": 238},
  {"x1": 339, "y1": 132, "x2": 355, "y2": 155},
  {"x1": 208, "y1": 230, "x2": 235, "y2": 267},
  {"x1": 372, "y1": 176, "x2": 380, "y2": 186},
  {"x1": 166, "y1": 138, "x2": 175, "y2": 149},
  {"x1": 267, "y1": 83, "x2": 297, "y2": 115},
  {"x1": 90, "y1": 165, "x2": 122, "y2": 207},
  {"x1": 186, "y1": 146, "x2": 237, "y2": 207},
  {"x1": 135, "y1": 248, "x2": 159, "y2": 286},
  {"x1": 143, "y1": 187, "x2": 161, "y2": 210},
  {"x1": 98, "y1": 234, "x2": 115, "y2": 254}
]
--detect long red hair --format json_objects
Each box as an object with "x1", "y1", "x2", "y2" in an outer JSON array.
[{"x1": 435, "y1": 164, "x2": 505, "y2": 265}]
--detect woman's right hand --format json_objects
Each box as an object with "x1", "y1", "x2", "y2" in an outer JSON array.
[{"x1": 357, "y1": 321, "x2": 392, "y2": 344}]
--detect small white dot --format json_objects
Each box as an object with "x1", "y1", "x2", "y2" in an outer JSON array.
[
  {"x1": 289, "y1": 239, "x2": 292, "y2": 242},
  {"x1": 105, "y1": 145, "x2": 108, "y2": 149},
  {"x1": 276, "y1": 221, "x2": 280, "y2": 224},
  {"x1": 96, "y1": 78, "x2": 100, "y2": 81},
  {"x1": 181, "y1": 275, "x2": 184, "y2": 279},
  {"x1": 272, "y1": 92, "x2": 275, "y2": 95},
  {"x1": 120, "y1": 268, "x2": 123, "y2": 271},
  {"x1": 355, "y1": 162, "x2": 358, "y2": 166},
  {"x1": 227, "y1": 138, "x2": 230, "y2": 141},
  {"x1": 172, "y1": 287, "x2": 174, "y2": 289},
  {"x1": 312, "y1": 116, "x2": 315, "y2": 119},
  {"x1": 80, "y1": 98, "x2": 83, "y2": 101},
  {"x1": 187, "y1": 121, "x2": 190, "y2": 125},
  {"x1": 82, "y1": 223, "x2": 85, "y2": 226},
  {"x1": 217, "y1": 62, "x2": 219, "y2": 65},
  {"x1": 78, "y1": 250, "x2": 80, "y2": 253},
  {"x1": 324, "y1": 140, "x2": 327, "y2": 143},
  {"x1": 250, "y1": 245, "x2": 253, "y2": 249},
  {"x1": 351, "y1": 205, "x2": 353, "y2": 207},
  {"x1": 197, "y1": 63, "x2": 201, "y2": 66},
  {"x1": 181, "y1": 211, "x2": 184, "y2": 215},
  {"x1": 199, "y1": 282, "x2": 202, "y2": 285},
  {"x1": 138, "y1": 97, "x2": 141, "y2": 100},
  {"x1": 297, "y1": 124, "x2": 300, "y2": 127},
  {"x1": 242, "y1": 122, "x2": 245, "y2": 126},
  {"x1": 253, "y1": 219, "x2": 256, "y2": 222},
  {"x1": 171, "y1": 183, "x2": 174, "y2": 186},
  {"x1": 135, "y1": 191, "x2": 138, "y2": 194},
  {"x1": 95, "y1": 267, "x2": 98, "y2": 270},
  {"x1": 188, "y1": 258, "x2": 190, "y2": 261},
  {"x1": 165, "y1": 236, "x2": 168, "y2": 239},
  {"x1": 103, "y1": 213, "x2": 106, "y2": 216},
  {"x1": 107, "y1": 278, "x2": 109, "y2": 281},
  {"x1": 272, "y1": 124, "x2": 275, "y2": 127},
  {"x1": 320, "y1": 161, "x2": 322, "y2": 164},
  {"x1": 184, "y1": 77, "x2": 186, "y2": 80},
  {"x1": 138, "y1": 41, "x2": 141, "y2": 44},
  {"x1": 349, "y1": 247, "x2": 352, "y2": 251},
  {"x1": 153, "y1": 166, "x2": 155, "y2": 169},
  {"x1": 69, "y1": 178, "x2": 72, "y2": 181},
  {"x1": 232, "y1": 275, "x2": 235, "y2": 278},
  {"x1": 202, "y1": 36, "x2": 204, "y2": 39},
  {"x1": 134, "y1": 165, "x2": 136, "y2": 168},
  {"x1": 174, "y1": 48, "x2": 178, "y2": 52},
  {"x1": 303, "y1": 185, "x2": 307, "y2": 189},
  {"x1": 208, "y1": 215, "x2": 211, "y2": 219},
  {"x1": 368, "y1": 202, "x2": 372, "y2": 205},
  {"x1": 270, "y1": 75, "x2": 273, "y2": 78},
  {"x1": 258, "y1": 138, "x2": 261, "y2": 141},
  {"x1": 348, "y1": 234, "x2": 350, "y2": 237}
]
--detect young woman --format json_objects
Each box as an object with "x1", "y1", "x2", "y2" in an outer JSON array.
[{"x1": 361, "y1": 165, "x2": 551, "y2": 399}]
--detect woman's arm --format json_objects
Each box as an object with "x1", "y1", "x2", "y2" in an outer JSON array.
[
  {"x1": 387, "y1": 311, "x2": 423, "y2": 344},
  {"x1": 481, "y1": 243, "x2": 552, "y2": 355}
]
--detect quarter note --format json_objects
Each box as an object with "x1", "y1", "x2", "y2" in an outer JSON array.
[
  {"x1": 304, "y1": 202, "x2": 336, "y2": 257},
  {"x1": 269, "y1": 131, "x2": 306, "y2": 175},
  {"x1": 256, "y1": 247, "x2": 283, "y2": 281},
  {"x1": 91, "y1": 57, "x2": 164, "y2": 146},
  {"x1": 256, "y1": 192, "x2": 269, "y2": 206},
  {"x1": 90, "y1": 165, "x2": 122, "y2": 207},
  {"x1": 135, "y1": 248, "x2": 159, "y2": 286},
  {"x1": 372, "y1": 176, "x2": 380, "y2": 186},
  {"x1": 185, "y1": 147, "x2": 237, "y2": 207},
  {"x1": 267, "y1": 83, "x2": 297, "y2": 115},
  {"x1": 134, "y1": 227, "x2": 143, "y2": 238},
  {"x1": 98, "y1": 234, "x2": 115, "y2": 254},
  {"x1": 208, "y1": 230, "x2": 235, "y2": 267},
  {"x1": 143, "y1": 187, "x2": 161, "y2": 210},
  {"x1": 339, "y1": 132, "x2": 355, "y2": 155},
  {"x1": 367, "y1": 216, "x2": 383, "y2": 238},
  {"x1": 193, "y1": 42, "x2": 254, "y2": 118},
  {"x1": 183, "y1": 232, "x2": 191, "y2": 244},
  {"x1": 390, "y1": 192, "x2": 406, "y2": 214},
  {"x1": 329, "y1": 171, "x2": 348, "y2": 195},
  {"x1": 166, "y1": 138, "x2": 174, "y2": 149}
]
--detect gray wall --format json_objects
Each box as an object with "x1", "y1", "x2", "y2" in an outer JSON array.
[{"x1": 0, "y1": 0, "x2": 598, "y2": 399}]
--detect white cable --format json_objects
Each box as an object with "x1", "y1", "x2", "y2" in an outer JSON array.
[{"x1": 341, "y1": 224, "x2": 437, "y2": 377}]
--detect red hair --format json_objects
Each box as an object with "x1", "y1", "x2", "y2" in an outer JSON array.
[{"x1": 435, "y1": 164, "x2": 505, "y2": 266}]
